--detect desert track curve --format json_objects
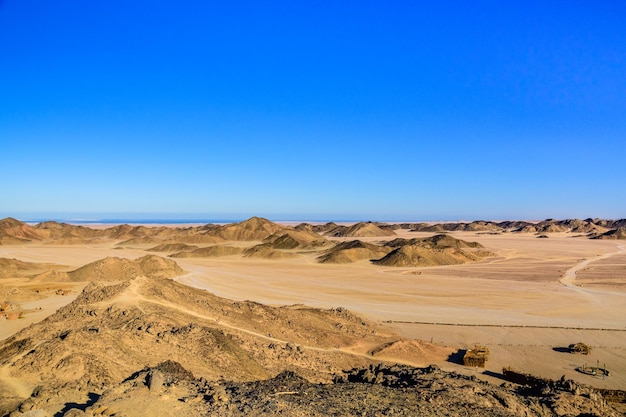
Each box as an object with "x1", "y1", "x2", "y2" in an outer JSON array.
[{"x1": 560, "y1": 244, "x2": 625, "y2": 289}]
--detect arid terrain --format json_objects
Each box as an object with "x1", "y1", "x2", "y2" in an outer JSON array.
[{"x1": 0, "y1": 217, "x2": 625, "y2": 416}]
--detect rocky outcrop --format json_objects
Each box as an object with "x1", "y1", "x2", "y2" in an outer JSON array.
[{"x1": 11, "y1": 363, "x2": 619, "y2": 417}]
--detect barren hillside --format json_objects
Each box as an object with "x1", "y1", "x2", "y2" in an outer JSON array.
[
  {"x1": 0, "y1": 259, "x2": 407, "y2": 415},
  {"x1": 317, "y1": 240, "x2": 392, "y2": 264},
  {"x1": 373, "y1": 234, "x2": 492, "y2": 267},
  {"x1": 327, "y1": 221, "x2": 396, "y2": 238}
]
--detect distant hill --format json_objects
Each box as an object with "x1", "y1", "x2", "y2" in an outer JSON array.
[
  {"x1": 410, "y1": 223, "x2": 447, "y2": 233},
  {"x1": 33, "y1": 221, "x2": 102, "y2": 239},
  {"x1": 591, "y1": 227, "x2": 626, "y2": 240},
  {"x1": 317, "y1": 240, "x2": 392, "y2": 264},
  {"x1": 213, "y1": 217, "x2": 287, "y2": 241},
  {"x1": 0, "y1": 258, "x2": 66, "y2": 279},
  {"x1": 2, "y1": 217, "x2": 626, "y2": 247},
  {"x1": 407, "y1": 218, "x2": 621, "y2": 236},
  {"x1": 170, "y1": 245, "x2": 243, "y2": 258},
  {"x1": 294, "y1": 223, "x2": 316, "y2": 233},
  {"x1": 243, "y1": 244, "x2": 298, "y2": 259},
  {"x1": 373, "y1": 246, "x2": 489, "y2": 267},
  {"x1": 147, "y1": 243, "x2": 199, "y2": 252},
  {"x1": 263, "y1": 230, "x2": 329, "y2": 250},
  {"x1": 511, "y1": 218, "x2": 616, "y2": 235},
  {"x1": 373, "y1": 234, "x2": 491, "y2": 267},
  {"x1": 385, "y1": 234, "x2": 483, "y2": 249},
  {"x1": 311, "y1": 222, "x2": 339, "y2": 234},
  {"x1": 0, "y1": 217, "x2": 40, "y2": 243},
  {"x1": 172, "y1": 233, "x2": 225, "y2": 244},
  {"x1": 115, "y1": 237, "x2": 166, "y2": 247},
  {"x1": 67, "y1": 255, "x2": 184, "y2": 282},
  {"x1": 411, "y1": 221, "x2": 501, "y2": 233},
  {"x1": 327, "y1": 222, "x2": 396, "y2": 238}
]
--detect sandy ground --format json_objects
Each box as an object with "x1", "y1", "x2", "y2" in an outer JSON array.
[
  {"x1": 0, "y1": 291, "x2": 82, "y2": 341},
  {"x1": 1, "y1": 230, "x2": 624, "y2": 389}
]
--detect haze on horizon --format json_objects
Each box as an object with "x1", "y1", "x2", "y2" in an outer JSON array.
[{"x1": 1, "y1": 2, "x2": 625, "y2": 221}]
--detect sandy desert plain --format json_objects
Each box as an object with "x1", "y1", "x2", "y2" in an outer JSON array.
[{"x1": 0, "y1": 217, "x2": 625, "y2": 416}]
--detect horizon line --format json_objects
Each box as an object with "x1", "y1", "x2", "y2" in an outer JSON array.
[{"x1": 4, "y1": 215, "x2": 616, "y2": 226}]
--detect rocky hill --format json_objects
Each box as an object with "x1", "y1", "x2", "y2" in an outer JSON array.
[
  {"x1": 411, "y1": 221, "x2": 502, "y2": 233},
  {"x1": 211, "y1": 217, "x2": 287, "y2": 241},
  {"x1": 243, "y1": 244, "x2": 299, "y2": 259},
  {"x1": 0, "y1": 264, "x2": 404, "y2": 415},
  {"x1": 386, "y1": 234, "x2": 484, "y2": 249},
  {"x1": 317, "y1": 240, "x2": 392, "y2": 264},
  {"x1": 262, "y1": 230, "x2": 329, "y2": 250},
  {"x1": 591, "y1": 227, "x2": 626, "y2": 240},
  {"x1": 326, "y1": 221, "x2": 396, "y2": 238},
  {"x1": 0, "y1": 218, "x2": 41, "y2": 244},
  {"x1": 406, "y1": 218, "x2": 622, "y2": 237},
  {"x1": 33, "y1": 221, "x2": 103, "y2": 239},
  {"x1": 66, "y1": 255, "x2": 184, "y2": 282},
  {"x1": 170, "y1": 245, "x2": 243, "y2": 258},
  {"x1": 147, "y1": 243, "x2": 199, "y2": 252},
  {"x1": 373, "y1": 234, "x2": 492, "y2": 267},
  {"x1": 2, "y1": 217, "x2": 625, "y2": 247},
  {"x1": 5, "y1": 361, "x2": 621, "y2": 416},
  {"x1": 309, "y1": 222, "x2": 339, "y2": 234}
]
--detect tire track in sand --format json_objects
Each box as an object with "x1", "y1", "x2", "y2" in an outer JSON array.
[{"x1": 560, "y1": 244, "x2": 625, "y2": 289}]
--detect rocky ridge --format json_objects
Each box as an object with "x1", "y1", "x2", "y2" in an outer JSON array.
[{"x1": 8, "y1": 362, "x2": 620, "y2": 417}]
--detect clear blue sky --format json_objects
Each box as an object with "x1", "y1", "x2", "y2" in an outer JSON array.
[{"x1": 1, "y1": 1, "x2": 625, "y2": 221}]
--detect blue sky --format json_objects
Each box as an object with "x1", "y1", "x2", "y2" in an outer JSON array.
[{"x1": 1, "y1": 1, "x2": 625, "y2": 221}]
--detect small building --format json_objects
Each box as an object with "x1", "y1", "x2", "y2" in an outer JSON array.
[{"x1": 463, "y1": 345, "x2": 490, "y2": 368}]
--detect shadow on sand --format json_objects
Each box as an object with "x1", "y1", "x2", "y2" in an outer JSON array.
[
  {"x1": 54, "y1": 393, "x2": 100, "y2": 417},
  {"x1": 447, "y1": 349, "x2": 466, "y2": 365}
]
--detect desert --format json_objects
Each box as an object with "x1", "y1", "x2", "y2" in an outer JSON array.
[
  {"x1": 4, "y1": 1, "x2": 625, "y2": 415},
  {"x1": 0, "y1": 216, "x2": 625, "y2": 416}
]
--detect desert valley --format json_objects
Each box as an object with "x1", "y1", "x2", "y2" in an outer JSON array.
[{"x1": 0, "y1": 216, "x2": 625, "y2": 416}]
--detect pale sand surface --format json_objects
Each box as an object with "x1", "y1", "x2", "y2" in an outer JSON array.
[
  {"x1": 1, "y1": 231, "x2": 624, "y2": 389},
  {"x1": 0, "y1": 290, "x2": 82, "y2": 340}
]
